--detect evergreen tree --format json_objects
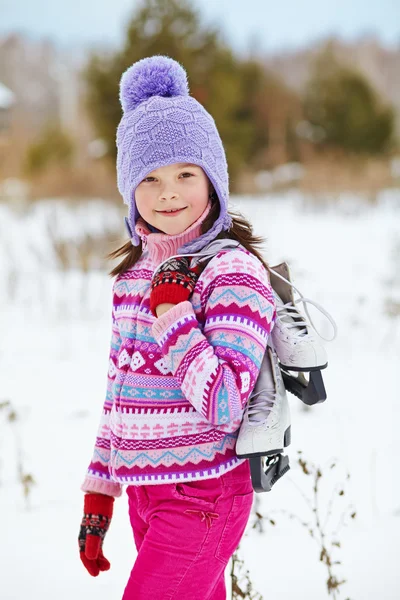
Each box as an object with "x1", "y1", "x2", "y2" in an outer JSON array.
[{"x1": 304, "y1": 46, "x2": 395, "y2": 154}]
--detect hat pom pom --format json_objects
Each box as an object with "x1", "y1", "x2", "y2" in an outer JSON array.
[{"x1": 120, "y1": 55, "x2": 189, "y2": 112}]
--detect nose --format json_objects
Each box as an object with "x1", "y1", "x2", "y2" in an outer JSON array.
[{"x1": 159, "y1": 185, "x2": 178, "y2": 202}]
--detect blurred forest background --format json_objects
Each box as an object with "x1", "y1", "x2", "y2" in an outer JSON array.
[{"x1": 1, "y1": 0, "x2": 399, "y2": 203}]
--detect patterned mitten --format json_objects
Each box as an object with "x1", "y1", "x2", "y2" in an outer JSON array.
[
  {"x1": 150, "y1": 257, "x2": 200, "y2": 316},
  {"x1": 79, "y1": 493, "x2": 114, "y2": 577}
]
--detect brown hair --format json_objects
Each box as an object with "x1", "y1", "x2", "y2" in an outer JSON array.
[{"x1": 107, "y1": 199, "x2": 269, "y2": 278}]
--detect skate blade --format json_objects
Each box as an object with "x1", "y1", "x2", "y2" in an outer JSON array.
[
  {"x1": 249, "y1": 454, "x2": 290, "y2": 493},
  {"x1": 281, "y1": 369, "x2": 327, "y2": 405},
  {"x1": 270, "y1": 461, "x2": 290, "y2": 487}
]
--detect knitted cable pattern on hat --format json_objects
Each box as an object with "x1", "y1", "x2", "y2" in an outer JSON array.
[{"x1": 116, "y1": 55, "x2": 232, "y2": 250}]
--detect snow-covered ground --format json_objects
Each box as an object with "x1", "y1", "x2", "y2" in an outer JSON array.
[{"x1": 1, "y1": 190, "x2": 399, "y2": 600}]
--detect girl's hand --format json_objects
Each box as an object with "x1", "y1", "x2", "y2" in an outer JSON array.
[
  {"x1": 155, "y1": 303, "x2": 176, "y2": 317},
  {"x1": 150, "y1": 257, "x2": 200, "y2": 317},
  {"x1": 79, "y1": 493, "x2": 114, "y2": 577}
]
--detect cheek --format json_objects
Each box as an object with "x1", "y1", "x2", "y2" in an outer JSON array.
[
  {"x1": 186, "y1": 186, "x2": 209, "y2": 211},
  {"x1": 135, "y1": 189, "x2": 152, "y2": 216}
]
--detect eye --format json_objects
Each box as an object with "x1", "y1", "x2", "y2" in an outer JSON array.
[
  {"x1": 180, "y1": 172, "x2": 194, "y2": 178},
  {"x1": 142, "y1": 176, "x2": 156, "y2": 183}
]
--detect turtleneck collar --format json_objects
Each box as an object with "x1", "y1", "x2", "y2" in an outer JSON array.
[{"x1": 135, "y1": 201, "x2": 212, "y2": 265}]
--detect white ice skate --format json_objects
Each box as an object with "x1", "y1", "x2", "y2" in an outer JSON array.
[
  {"x1": 268, "y1": 262, "x2": 337, "y2": 405},
  {"x1": 236, "y1": 344, "x2": 291, "y2": 492}
]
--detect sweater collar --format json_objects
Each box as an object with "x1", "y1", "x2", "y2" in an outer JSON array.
[{"x1": 135, "y1": 201, "x2": 212, "y2": 265}]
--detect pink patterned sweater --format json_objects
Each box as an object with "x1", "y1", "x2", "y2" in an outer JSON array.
[{"x1": 81, "y1": 217, "x2": 276, "y2": 497}]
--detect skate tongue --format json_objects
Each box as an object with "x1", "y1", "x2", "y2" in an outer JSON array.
[{"x1": 247, "y1": 389, "x2": 275, "y2": 423}]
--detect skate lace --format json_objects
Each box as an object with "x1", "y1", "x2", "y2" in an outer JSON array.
[
  {"x1": 268, "y1": 267, "x2": 338, "y2": 343},
  {"x1": 154, "y1": 246, "x2": 337, "y2": 343},
  {"x1": 245, "y1": 367, "x2": 283, "y2": 425},
  {"x1": 275, "y1": 301, "x2": 308, "y2": 339}
]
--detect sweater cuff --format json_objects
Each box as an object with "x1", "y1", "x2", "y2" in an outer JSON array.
[
  {"x1": 152, "y1": 300, "x2": 195, "y2": 341},
  {"x1": 81, "y1": 476, "x2": 123, "y2": 498}
]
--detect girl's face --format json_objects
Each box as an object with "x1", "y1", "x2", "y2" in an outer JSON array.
[{"x1": 135, "y1": 162, "x2": 211, "y2": 236}]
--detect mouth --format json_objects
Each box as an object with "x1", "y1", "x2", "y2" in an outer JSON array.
[{"x1": 155, "y1": 207, "x2": 187, "y2": 216}]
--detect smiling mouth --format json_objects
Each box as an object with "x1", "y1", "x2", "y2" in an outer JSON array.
[{"x1": 156, "y1": 207, "x2": 187, "y2": 214}]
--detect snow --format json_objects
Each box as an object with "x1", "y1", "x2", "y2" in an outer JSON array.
[{"x1": 1, "y1": 190, "x2": 399, "y2": 599}]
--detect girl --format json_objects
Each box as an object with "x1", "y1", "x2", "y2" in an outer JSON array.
[{"x1": 78, "y1": 56, "x2": 276, "y2": 600}]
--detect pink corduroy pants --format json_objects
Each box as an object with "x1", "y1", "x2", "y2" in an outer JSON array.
[{"x1": 122, "y1": 460, "x2": 254, "y2": 600}]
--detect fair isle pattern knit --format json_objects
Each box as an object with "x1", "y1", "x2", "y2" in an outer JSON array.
[{"x1": 82, "y1": 248, "x2": 276, "y2": 496}]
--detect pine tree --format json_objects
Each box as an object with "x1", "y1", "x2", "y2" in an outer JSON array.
[{"x1": 304, "y1": 45, "x2": 395, "y2": 154}]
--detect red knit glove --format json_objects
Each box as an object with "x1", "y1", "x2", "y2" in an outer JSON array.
[
  {"x1": 150, "y1": 257, "x2": 200, "y2": 316},
  {"x1": 78, "y1": 493, "x2": 114, "y2": 577}
]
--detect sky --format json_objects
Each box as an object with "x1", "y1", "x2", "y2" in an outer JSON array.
[{"x1": 0, "y1": 0, "x2": 399, "y2": 54}]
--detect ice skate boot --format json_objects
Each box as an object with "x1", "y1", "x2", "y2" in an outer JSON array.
[
  {"x1": 236, "y1": 345, "x2": 291, "y2": 492},
  {"x1": 268, "y1": 262, "x2": 337, "y2": 406}
]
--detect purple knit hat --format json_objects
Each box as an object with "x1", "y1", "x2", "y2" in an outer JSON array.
[{"x1": 116, "y1": 55, "x2": 231, "y2": 251}]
